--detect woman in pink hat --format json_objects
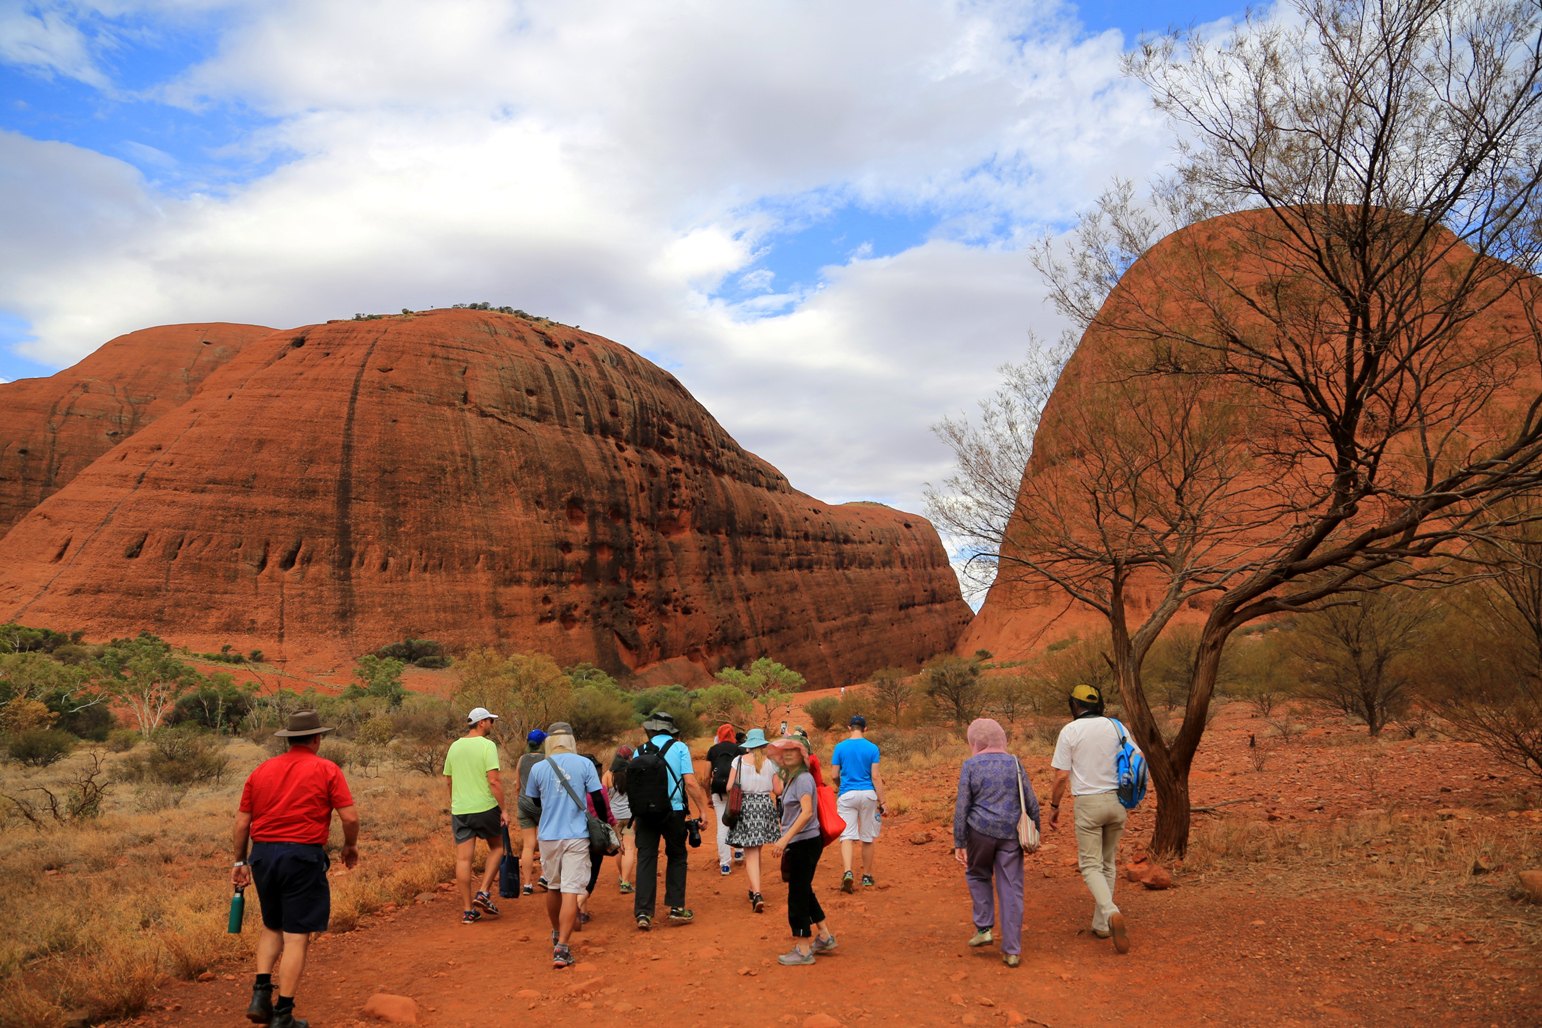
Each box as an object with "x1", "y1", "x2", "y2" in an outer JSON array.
[{"x1": 767, "y1": 732, "x2": 837, "y2": 965}]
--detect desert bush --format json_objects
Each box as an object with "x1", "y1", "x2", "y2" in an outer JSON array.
[
  {"x1": 2, "y1": 750, "x2": 111, "y2": 825},
  {"x1": 6, "y1": 728, "x2": 76, "y2": 767},
  {"x1": 921, "y1": 653, "x2": 985, "y2": 725},
  {"x1": 691, "y1": 683, "x2": 752, "y2": 728},
  {"x1": 805, "y1": 697, "x2": 840, "y2": 731},
  {"x1": 568, "y1": 679, "x2": 636, "y2": 740},
  {"x1": 117, "y1": 727, "x2": 229, "y2": 786},
  {"x1": 340, "y1": 654, "x2": 406, "y2": 707},
  {"x1": 631, "y1": 685, "x2": 701, "y2": 738},
  {"x1": 715, "y1": 658, "x2": 803, "y2": 730},
  {"x1": 106, "y1": 728, "x2": 140, "y2": 752},
  {"x1": 170, "y1": 675, "x2": 256, "y2": 733},
  {"x1": 868, "y1": 667, "x2": 913, "y2": 727}
]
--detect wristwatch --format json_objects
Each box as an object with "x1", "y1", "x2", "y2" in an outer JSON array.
[{"x1": 233, "y1": 860, "x2": 247, "y2": 867}]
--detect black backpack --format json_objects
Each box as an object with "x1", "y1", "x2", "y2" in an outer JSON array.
[
  {"x1": 629, "y1": 738, "x2": 681, "y2": 817},
  {"x1": 709, "y1": 745, "x2": 740, "y2": 795}
]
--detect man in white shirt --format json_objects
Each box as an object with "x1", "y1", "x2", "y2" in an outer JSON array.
[{"x1": 1048, "y1": 684, "x2": 1138, "y2": 953}]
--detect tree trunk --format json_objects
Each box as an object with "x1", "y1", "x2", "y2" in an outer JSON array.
[{"x1": 1148, "y1": 749, "x2": 1193, "y2": 857}]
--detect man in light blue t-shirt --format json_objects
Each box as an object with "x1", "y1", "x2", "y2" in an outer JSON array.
[
  {"x1": 830, "y1": 715, "x2": 886, "y2": 891},
  {"x1": 523, "y1": 722, "x2": 610, "y2": 969}
]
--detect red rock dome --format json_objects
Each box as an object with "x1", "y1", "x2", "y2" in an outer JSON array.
[{"x1": 0, "y1": 309, "x2": 969, "y2": 683}]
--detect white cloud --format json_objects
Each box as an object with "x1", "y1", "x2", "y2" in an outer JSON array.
[
  {"x1": 0, "y1": 0, "x2": 1181, "y2": 530},
  {"x1": 0, "y1": 3, "x2": 109, "y2": 87}
]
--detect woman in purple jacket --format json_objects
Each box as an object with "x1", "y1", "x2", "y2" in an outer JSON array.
[{"x1": 953, "y1": 717, "x2": 1041, "y2": 967}]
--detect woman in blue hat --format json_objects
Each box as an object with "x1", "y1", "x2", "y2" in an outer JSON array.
[
  {"x1": 514, "y1": 728, "x2": 548, "y2": 894},
  {"x1": 725, "y1": 727, "x2": 781, "y2": 913}
]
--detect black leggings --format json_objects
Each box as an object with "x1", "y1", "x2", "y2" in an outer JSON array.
[{"x1": 784, "y1": 837, "x2": 824, "y2": 938}]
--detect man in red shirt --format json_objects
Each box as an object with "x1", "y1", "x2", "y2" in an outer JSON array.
[{"x1": 232, "y1": 710, "x2": 359, "y2": 1028}]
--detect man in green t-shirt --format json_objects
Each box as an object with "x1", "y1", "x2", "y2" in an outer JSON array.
[{"x1": 444, "y1": 707, "x2": 507, "y2": 924}]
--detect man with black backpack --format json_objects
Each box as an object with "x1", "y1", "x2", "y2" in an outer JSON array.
[
  {"x1": 706, "y1": 724, "x2": 745, "y2": 876},
  {"x1": 629, "y1": 710, "x2": 710, "y2": 929},
  {"x1": 1047, "y1": 684, "x2": 1141, "y2": 954}
]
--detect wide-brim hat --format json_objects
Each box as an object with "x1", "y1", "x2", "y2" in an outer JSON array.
[
  {"x1": 742, "y1": 728, "x2": 770, "y2": 749},
  {"x1": 641, "y1": 710, "x2": 678, "y2": 734},
  {"x1": 273, "y1": 710, "x2": 334, "y2": 738},
  {"x1": 766, "y1": 734, "x2": 809, "y2": 759}
]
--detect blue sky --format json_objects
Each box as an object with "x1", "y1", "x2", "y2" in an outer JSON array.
[{"x1": 0, "y1": 0, "x2": 1256, "y2": 551}]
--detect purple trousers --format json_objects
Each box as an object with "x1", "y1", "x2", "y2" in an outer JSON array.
[{"x1": 964, "y1": 828, "x2": 1024, "y2": 955}]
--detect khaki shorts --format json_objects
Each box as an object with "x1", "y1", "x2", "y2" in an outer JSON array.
[
  {"x1": 538, "y1": 837, "x2": 591, "y2": 894},
  {"x1": 837, "y1": 790, "x2": 881, "y2": 843}
]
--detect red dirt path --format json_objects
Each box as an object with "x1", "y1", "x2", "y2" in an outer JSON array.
[{"x1": 129, "y1": 704, "x2": 1540, "y2": 1028}]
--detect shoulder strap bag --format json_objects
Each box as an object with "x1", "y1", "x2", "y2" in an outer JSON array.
[{"x1": 544, "y1": 755, "x2": 622, "y2": 856}]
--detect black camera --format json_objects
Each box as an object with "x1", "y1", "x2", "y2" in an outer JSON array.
[{"x1": 685, "y1": 818, "x2": 703, "y2": 848}]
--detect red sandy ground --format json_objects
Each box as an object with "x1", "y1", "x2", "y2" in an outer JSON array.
[{"x1": 129, "y1": 702, "x2": 1540, "y2": 1028}]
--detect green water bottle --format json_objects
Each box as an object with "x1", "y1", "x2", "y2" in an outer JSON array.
[{"x1": 228, "y1": 886, "x2": 245, "y2": 934}]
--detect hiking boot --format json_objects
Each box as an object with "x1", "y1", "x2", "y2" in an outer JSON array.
[
  {"x1": 1003, "y1": 953, "x2": 1021, "y2": 968},
  {"x1": 550, "y1": 929, "x2": 559, "y2": 945},
  {"x1": 720, "y1": 862, "x2": 731, "y2": 876},
  {"x1": 532, "y1": 877, "x2": 550, "y2": 893},
  {"x1": 270, "y1": 1012, "x2": 309, "y2": 1028},
  {"x1": 841, "y1": 871, "x2": 854, "y2": 893},
  {"x1": 1109, "y1": 912, "x2": 1129, "y2": 954},
  {"x1": 812, "y1": 933, "x2": 838, "y2": 954},
  {"x1": 752, "y1": 892, "x2": 764, "y2": 914},
  {"x1": 861, "y1": 874, "x2": 875, "y2": 888},
  {"x1": 552, "y1": 944, "x2": 573, "y2": 969},
  {"x1": 777, "y1": 947, "x2": 816, "y2": 966},
  {"x1": 461, "y1": 908, "x2": 482, "y2": 925},
  {"x1": 667, "y1": 906, "x2": 695, "y2": 924},
  {"x1": 618, "y1": 880, "x2": 634, "y2": 894},
  {"x1": 968, "y1": 928, "x2": 994, "y2": 948},
  {"x1": 245, "y1": 983, "x2": 273, "y2": 1024},
  {"x1": 636, "y1": 913, "x2": 652, "y2": 931},
  {"x1": 473, "y1": 891, "x2": 500, "y2": 916},
  {"x1": 521, "y1": 883, "x2": 534, "y2": 897},
  {"x1": 579, "y1": 910, "x2": 592, "y2": 927}
]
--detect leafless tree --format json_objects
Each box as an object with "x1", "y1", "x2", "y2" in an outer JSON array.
[
  {"x1": 939, "y1": 0, "x2": 1542, "y2": 854},
  {"x1": 1288, "y1": 589, "x2": 1436, "y2": 735}
]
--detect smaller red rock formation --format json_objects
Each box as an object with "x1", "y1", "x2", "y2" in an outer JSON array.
[{"x1": 0, "y1": 323, "x2": 271, "y2": 535}]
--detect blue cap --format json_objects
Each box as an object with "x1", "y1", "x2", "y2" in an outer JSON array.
[
  {"x1": 527, "y1": 729, "x2": 548, "y2": 745},
  {"x1": 848, "y1": 715, "x2": 867, "y2": 728}
]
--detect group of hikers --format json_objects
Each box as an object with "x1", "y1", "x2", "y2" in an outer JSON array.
[{"x1": 230, "y1": 683, "x2": 1140, "y2": 1027}]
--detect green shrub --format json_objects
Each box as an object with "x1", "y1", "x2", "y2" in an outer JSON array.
[
  {"x1": 118, "y1": 727, "x2": 229, "y2": 786},
  {"x1": 171, "y1": 678, "x2": 256, "y2": 733},
  {"x1": 106, "y1": 728, "x2": 141, "y2": 752},
  {"x1": 805, "y1": 697, "x2": 840, "y2": 731},
  {"x1": 412, "y1": 655, "x2": 452, "y2": 669},
  {"x1": 568, "y1": 681, "x2": 636, "y2": 740},
  {"x1": 374, "y1": 639, "x2": 446, "y2": 663},
  {"x1": 6, "y1": 728, "x2": 76, "y2": 767},
  {"x1": 631, "y1": 685, "x2": 700, "y2": 738}
]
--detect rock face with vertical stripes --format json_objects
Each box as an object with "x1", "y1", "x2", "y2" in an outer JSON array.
[{"x1": 0, "y1": 308, "x2": 970, "y2": 683}]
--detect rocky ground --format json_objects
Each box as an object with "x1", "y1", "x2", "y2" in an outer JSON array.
[{"x1": 126, "y1": 701, "x2": 1540, "y2": 1028}]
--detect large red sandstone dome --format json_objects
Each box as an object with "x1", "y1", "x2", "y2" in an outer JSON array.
[
  {"x1": 965, "y1": 209, "x2": 1542, "y2": 660},
  {"x1": 0, "y1": 309, "x2": 970, "y2": 683}
]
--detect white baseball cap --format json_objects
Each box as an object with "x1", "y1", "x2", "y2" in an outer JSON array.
[{"x1": 466, "y1": 707, "x2": 499, "y2": 724}]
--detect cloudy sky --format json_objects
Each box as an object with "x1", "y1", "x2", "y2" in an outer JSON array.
[{"x1": 0, "y1": 0, "x2": 1251, "y2": 556}]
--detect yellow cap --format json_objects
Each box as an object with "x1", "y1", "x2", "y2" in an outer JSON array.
[{"x1": 1070, "y1": 684, "x2": 1102, "y2": 704}]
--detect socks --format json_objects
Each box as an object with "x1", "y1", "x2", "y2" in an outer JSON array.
[
  {"x1": 275, "y1": 995, "x2": 295, "y2": 1015},
  {"x1": 254, "y1": 974, "x2": 272, "y2": 989}
]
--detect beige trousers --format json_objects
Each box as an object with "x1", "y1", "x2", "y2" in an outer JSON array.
[{"x1": 1073, "y1": 791, "x2": 1127, "y2": 932}]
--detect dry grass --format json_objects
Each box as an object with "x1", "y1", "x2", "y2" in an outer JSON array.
[{"x1": 0, "y1": 740, "x2": 452, "y2": 1027}]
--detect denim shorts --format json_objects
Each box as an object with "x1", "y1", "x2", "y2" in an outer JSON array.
[{"x1": 249, "y1": 842, "x2": 331, "y2": 934}]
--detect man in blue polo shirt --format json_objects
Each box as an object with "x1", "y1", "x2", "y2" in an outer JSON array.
[
  {"x1": 631, "y1": 710, "x2": 710, "y2": 930},
  {"x1": 830, "y1": 715, "x2": 885, "y2": 891}
]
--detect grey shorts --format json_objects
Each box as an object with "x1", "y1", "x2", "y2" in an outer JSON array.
[{"x1": 452, "y1": 807, "x2": 502, "y2": 844}]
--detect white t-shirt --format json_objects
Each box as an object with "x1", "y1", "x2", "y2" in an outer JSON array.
[
  {"x1": 1051, "y1": 716, "x2": 1140, "y2": 796},
  {"x1": 734, "y1": 753, "x2": 777, "y2": 792}
]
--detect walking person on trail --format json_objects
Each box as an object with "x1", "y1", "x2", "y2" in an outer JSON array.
[
  {"x1": 830, "y1": 714, "x2": 885, "y2": 891},
  {"x1": 1048, "y1": 684, "x2": 1138, "y2": 953},
  {"x1": 706, "y1": 723, "x2": 744, "y2": 875},
  {"x1": 578, "y1": 753, "x2": 616, "y2": 928},
  {"x1": 603, "y1": 745, "x2": 637, "y2": 894},
  {"x1": 726, "y1": 728, "x2": 782, "y2": 912},
  {"x1": 953, "y1": 717, "x2": 1040, "y2": 967},
  {"x1": 444, "y1": 707, "x2": 506, "y2": 924},
  {"x1": 629, "y1": 710, "x2": 710, "y2": 929},
  {"x1": 231, "y1": 710, "x2": 358, "y2": 1028},
  {"x1": 522, "y1": 722, "x2": 611, "y2": 969},
  {"x1": 767, "y1": 731, "x2": 837, "y2": 965},
  {"x1": 514, "y1": 728, "x2": 547, "y2": 895}
]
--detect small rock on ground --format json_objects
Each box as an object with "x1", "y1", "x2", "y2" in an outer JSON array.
[{"x1": 361, "y1": 993, "x2": 419, "y2": 1024}]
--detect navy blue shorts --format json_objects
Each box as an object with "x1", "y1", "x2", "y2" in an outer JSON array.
[{"x1": 249, "y1": 842, "x2": 331, "y2": 934}]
